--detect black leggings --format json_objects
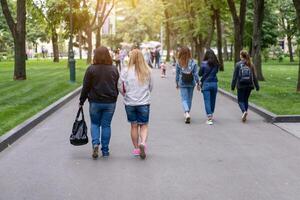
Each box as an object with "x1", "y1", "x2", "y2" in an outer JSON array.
[{"x1": 237, "y1": 88, "x2": 252, "y2": 113}]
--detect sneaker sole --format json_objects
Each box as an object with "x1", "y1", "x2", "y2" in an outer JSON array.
[
  {"x1": 242, "y1": 113, "x2": 248, "y2": 122},
  {"x1": 92, "y1": 147, "x2": 99, "y2": 159},
  {"x1": 185, "y1": 117, "x2": 191, "y2": 124},
  {"x1": 139, "y1": 144, "x2": 146, "y2": 159}
]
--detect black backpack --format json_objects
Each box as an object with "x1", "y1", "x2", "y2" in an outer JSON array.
[
  {"x1": 181, "y1": 64, "x2": 194, "y2": 84},
  {"x1": 239, "y1": 63, "x2": 252, "y2": 84}
]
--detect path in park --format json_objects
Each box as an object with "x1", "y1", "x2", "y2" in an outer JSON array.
[{"x1": 1, "y1": 69, "x2": 300, "y2": 200}]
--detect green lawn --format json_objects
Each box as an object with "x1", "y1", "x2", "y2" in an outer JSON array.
[
  {"x1": 0, "y1": 59, "x2": 87, "y2": 136},
  {"x1": 218, "y1": 59, "x2": 300, "y2": 115}
]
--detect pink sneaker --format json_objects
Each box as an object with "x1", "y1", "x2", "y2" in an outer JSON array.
[{"x1": 132, "y1": 148, "x2": 140, "y2": 156}]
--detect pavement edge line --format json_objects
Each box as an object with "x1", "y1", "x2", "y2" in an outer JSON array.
[
  {"x1": 0, "y1": 86, "x2": 82, "y2": 152},
  {"x1": 218, "y1": 88, "x2": 300, "y2": 123}
]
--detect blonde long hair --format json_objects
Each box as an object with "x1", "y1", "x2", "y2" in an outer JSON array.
[{"x1": 128, "y1": 49, "x2": 151, "y2": 84}]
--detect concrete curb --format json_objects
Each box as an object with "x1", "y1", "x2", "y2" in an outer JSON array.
[
  {"x1": 0, "y1": 86, "x2": 82, "y2": 152},
  {"x1": 218, "y1": 88, "x2": 300, "y2": 123}
]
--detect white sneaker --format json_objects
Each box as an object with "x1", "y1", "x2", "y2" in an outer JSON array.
[
  {"x1": 242, "y1": 112, "x2": 248, "y2": 122},
  {"x1": 206, "y1": 119, "x2": 213, "y2": 125},
  {"x1": 185, "y1": 112, "x2": 191, "y2": 124}
]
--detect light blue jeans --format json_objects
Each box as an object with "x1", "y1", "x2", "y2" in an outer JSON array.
[
  {"x1": 202, "y1": 82, "x2": 218, "y2": 117},
  {"x1": 89, "y1": 102, "x2": 116, "y2": 153},
  {"x1": 180, "y1": 87, "x2": 194, "y2": 113}
]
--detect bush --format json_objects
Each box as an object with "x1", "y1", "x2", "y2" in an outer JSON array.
[
  {"x1": 262, "y1": 48, "x2": 270, "y2": 62},
  {"x1": 270, "y1": 46, "x2": 284, "y2": 62}
]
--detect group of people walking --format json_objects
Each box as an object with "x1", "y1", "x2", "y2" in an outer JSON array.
[
  {"x1": 176, "y1": 47, "x2": 259, "y2": 125},
  {"x1": 79, "y1": 47, "x2": 152, "y2": 160},
  {"x1": 79, "y1": 45, "x2": 259, "y2": 160}
]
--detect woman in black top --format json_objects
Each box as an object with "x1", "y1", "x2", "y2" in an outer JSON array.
[
  {"x1": 79, "y1": 46, "x2": 119, "y2": 159},
  {"x1": 231, "y1": 50, "x2": 259, "y2": 122}
]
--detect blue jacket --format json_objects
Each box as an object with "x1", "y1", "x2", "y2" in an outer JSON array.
[
  {"x1": 199, "y1": 61, "x2": 219, "y2": 83},
  {"x1": 176, "y1": 59, "x2": 199, "y2": 87}
]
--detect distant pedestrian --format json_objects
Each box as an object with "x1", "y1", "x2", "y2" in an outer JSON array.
[
  {"x1": 143, "y1": 48, "x2": 153, "y2": 68},
  {"x1": 120, "y1": 49, "x2": 127, "y2": 67},
  {"x1": 79, "y1": 46, "x2": 119, "y2": 159},
  {"x1": 114, "y1": 49, "x2": 121, "y2": 71},
  {"x1": 160, "y1": 61, "x2": 167, "y2": 78},
  {"x1": 231, "y1": 50, "x2": 259, "y2": 122},
  {"x1": 118, "y1": 49, "x2": 153, "y2": 159},
  {"x1": 176, "y1": 47, "x2": 200, "y2": 124},
  {"x1": 154, "y1": 48, "x2": 161, "y2": 68},
  {"x1": 199, "y1": 49, "x2": 219, "y2": 125}
]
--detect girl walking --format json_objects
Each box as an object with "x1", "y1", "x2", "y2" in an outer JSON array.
[
  {"x1": 79, "y1": 46, "x2": 119, "y2": 159},
  {"x1": 199, "y1": 49, "x2": 219, "y2": 125},
  {"x1": 118, "y1": 49, "x2": 153, "y2": 159},
  {"x1": 175, "y1": 47, "x2": 200, "y2": 124},
  {"x1": 231, "y1": 50, "x2": 259, "y2": 122}
]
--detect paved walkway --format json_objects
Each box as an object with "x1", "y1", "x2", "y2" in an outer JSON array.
[{"x1": 1, "y1": 70, "x2": 300, "y2": 200}]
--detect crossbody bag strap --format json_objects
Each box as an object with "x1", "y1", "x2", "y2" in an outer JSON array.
[{"x1": 201, "y1": 66, "x2": 214, "y2": 84}]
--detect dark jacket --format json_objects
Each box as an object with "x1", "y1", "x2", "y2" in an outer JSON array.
[
  {"x1": 231, "y1": 61, "x2": 259, "y2": 91},
  {"x1": 79, "y1": 64, "x2": 119, "y2": 105},
  {"x1": 199, "y1": 61, "x2": 218, "y2": 83}
]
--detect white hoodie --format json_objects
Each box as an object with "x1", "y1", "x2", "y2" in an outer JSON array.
[{"x1": 118, "y1": 67, "x2": 153, "y2": 106}]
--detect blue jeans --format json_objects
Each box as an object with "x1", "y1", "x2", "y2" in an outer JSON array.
[
  {"x1": 180, "y1": 87, "x2": 194, "y2": 112},
  {"x1": 202, "y1": 82, "x2": 218, "y2": 117},
  {"x1": 89, "y1": 102, "x2": 116, "y2": 153},
  {"x1": 237, "y1": 88, "x2": 252, "y2": 113}
]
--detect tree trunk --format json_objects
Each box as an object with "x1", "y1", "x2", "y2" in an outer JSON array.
[
  {"x1": 191, "y1": 39, "x2": 195, "y2": 59},
  {"x1": 205, "y1": 14, "x2": 216, "y2": 49},
  {"x1": 163, "y1": 0, "x2": 171, "y2": 61},
  {"x1": 252, "y1": 0, "x2": 265, "y2": 81},
  {"x1": 86, "y1": 28, "x2": 92, "y2": 64},
  {"x1": 293, "y1": 0, "x2": 300, "y2": 91},
  {"x1": 223, "y1": 38, "x2": 229, "y2": 61},
  {"x1": 96, "y1": 27, "x2": 101, "y2": 48},
  {"x1": 227, "y1": 0, "x2": 247, "y2": 64},
  {"x1": 194, "y1": 37, "x2": 205, "y2": 64},
  {"x1": 215, "y1": 8, "x2": 224, "y2": 71},
  {"x1": 79, "y1": 31, "x2": 83, "y2": 60},
  {"x1": 298, "y1": 52, "x2": 300, "y2": 92},
  {"x1": 51, "y1": 28, "x2": 59, "y2": 62},
  {"x1": 287, "y1": 36, "x2": 294, "y2": 62},
  {"x1": 1, "y1": 0, "x2": 26, "y2": 80},
  {"x1": 230, "y1": 43, "x2": 233, "y2": 61}
]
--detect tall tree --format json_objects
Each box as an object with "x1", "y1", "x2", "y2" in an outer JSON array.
[
  {"x1": 278, "y1": 0, "x2": 297, "y2": 63},
  {"x1": 214, "y1": 7, "x2": 224, "y2": 71},
  {"x1": 1, "y1": 0, "x2": 26, "y2": 80},
  {"x1": 82, "y1": 0, "x2": 115, "y2": 64},
  {"x1": 252, "y1": 0, "x2": 265, "y2": 81},
  {"x1": 227, "y1": 0, "x2": 247, "y2": 64},
  {"x1": 292, "y1": 0, "x2": 300, "y2": 92},
  {"x1": 31, "y1": 0, "x2": 68, "y2": 63},
  {"x1": 162, "y1": 0, "x2": 171, "y2": 61}
]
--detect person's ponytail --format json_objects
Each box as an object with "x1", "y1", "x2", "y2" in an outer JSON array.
[{"x1": 240, "y1": 50, "x2": 257, "y2": 76}]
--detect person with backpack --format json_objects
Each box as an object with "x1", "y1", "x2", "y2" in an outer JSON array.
[
  {"x1": 176, "y1": 47, "x2": 200, "y2": 124},
  {"x1": 199, "y1": 49, "x2": 219, "y2": 125},
  {"x1": 231, "y1": 50, "x2": 259, "y2": 122},
  {"x1": 118, "y1": 49, "x2": 153, "y2": 159},
  {"x1": 79, "y1": 46, "x2": 119, "y2": 159}
]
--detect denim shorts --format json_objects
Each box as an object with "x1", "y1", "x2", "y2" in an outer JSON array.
[{"x1": 125, "y1": 105, "x2": 150, "y2": 124}]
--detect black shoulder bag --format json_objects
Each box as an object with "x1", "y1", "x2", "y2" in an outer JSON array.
[{"x1": 70, "y1": 107, "x2": 88, "y2": 146}]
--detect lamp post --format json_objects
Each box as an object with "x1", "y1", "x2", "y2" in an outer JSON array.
[{"x1": 68, "y1": 0, "x2": 76, "y2": 82}]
